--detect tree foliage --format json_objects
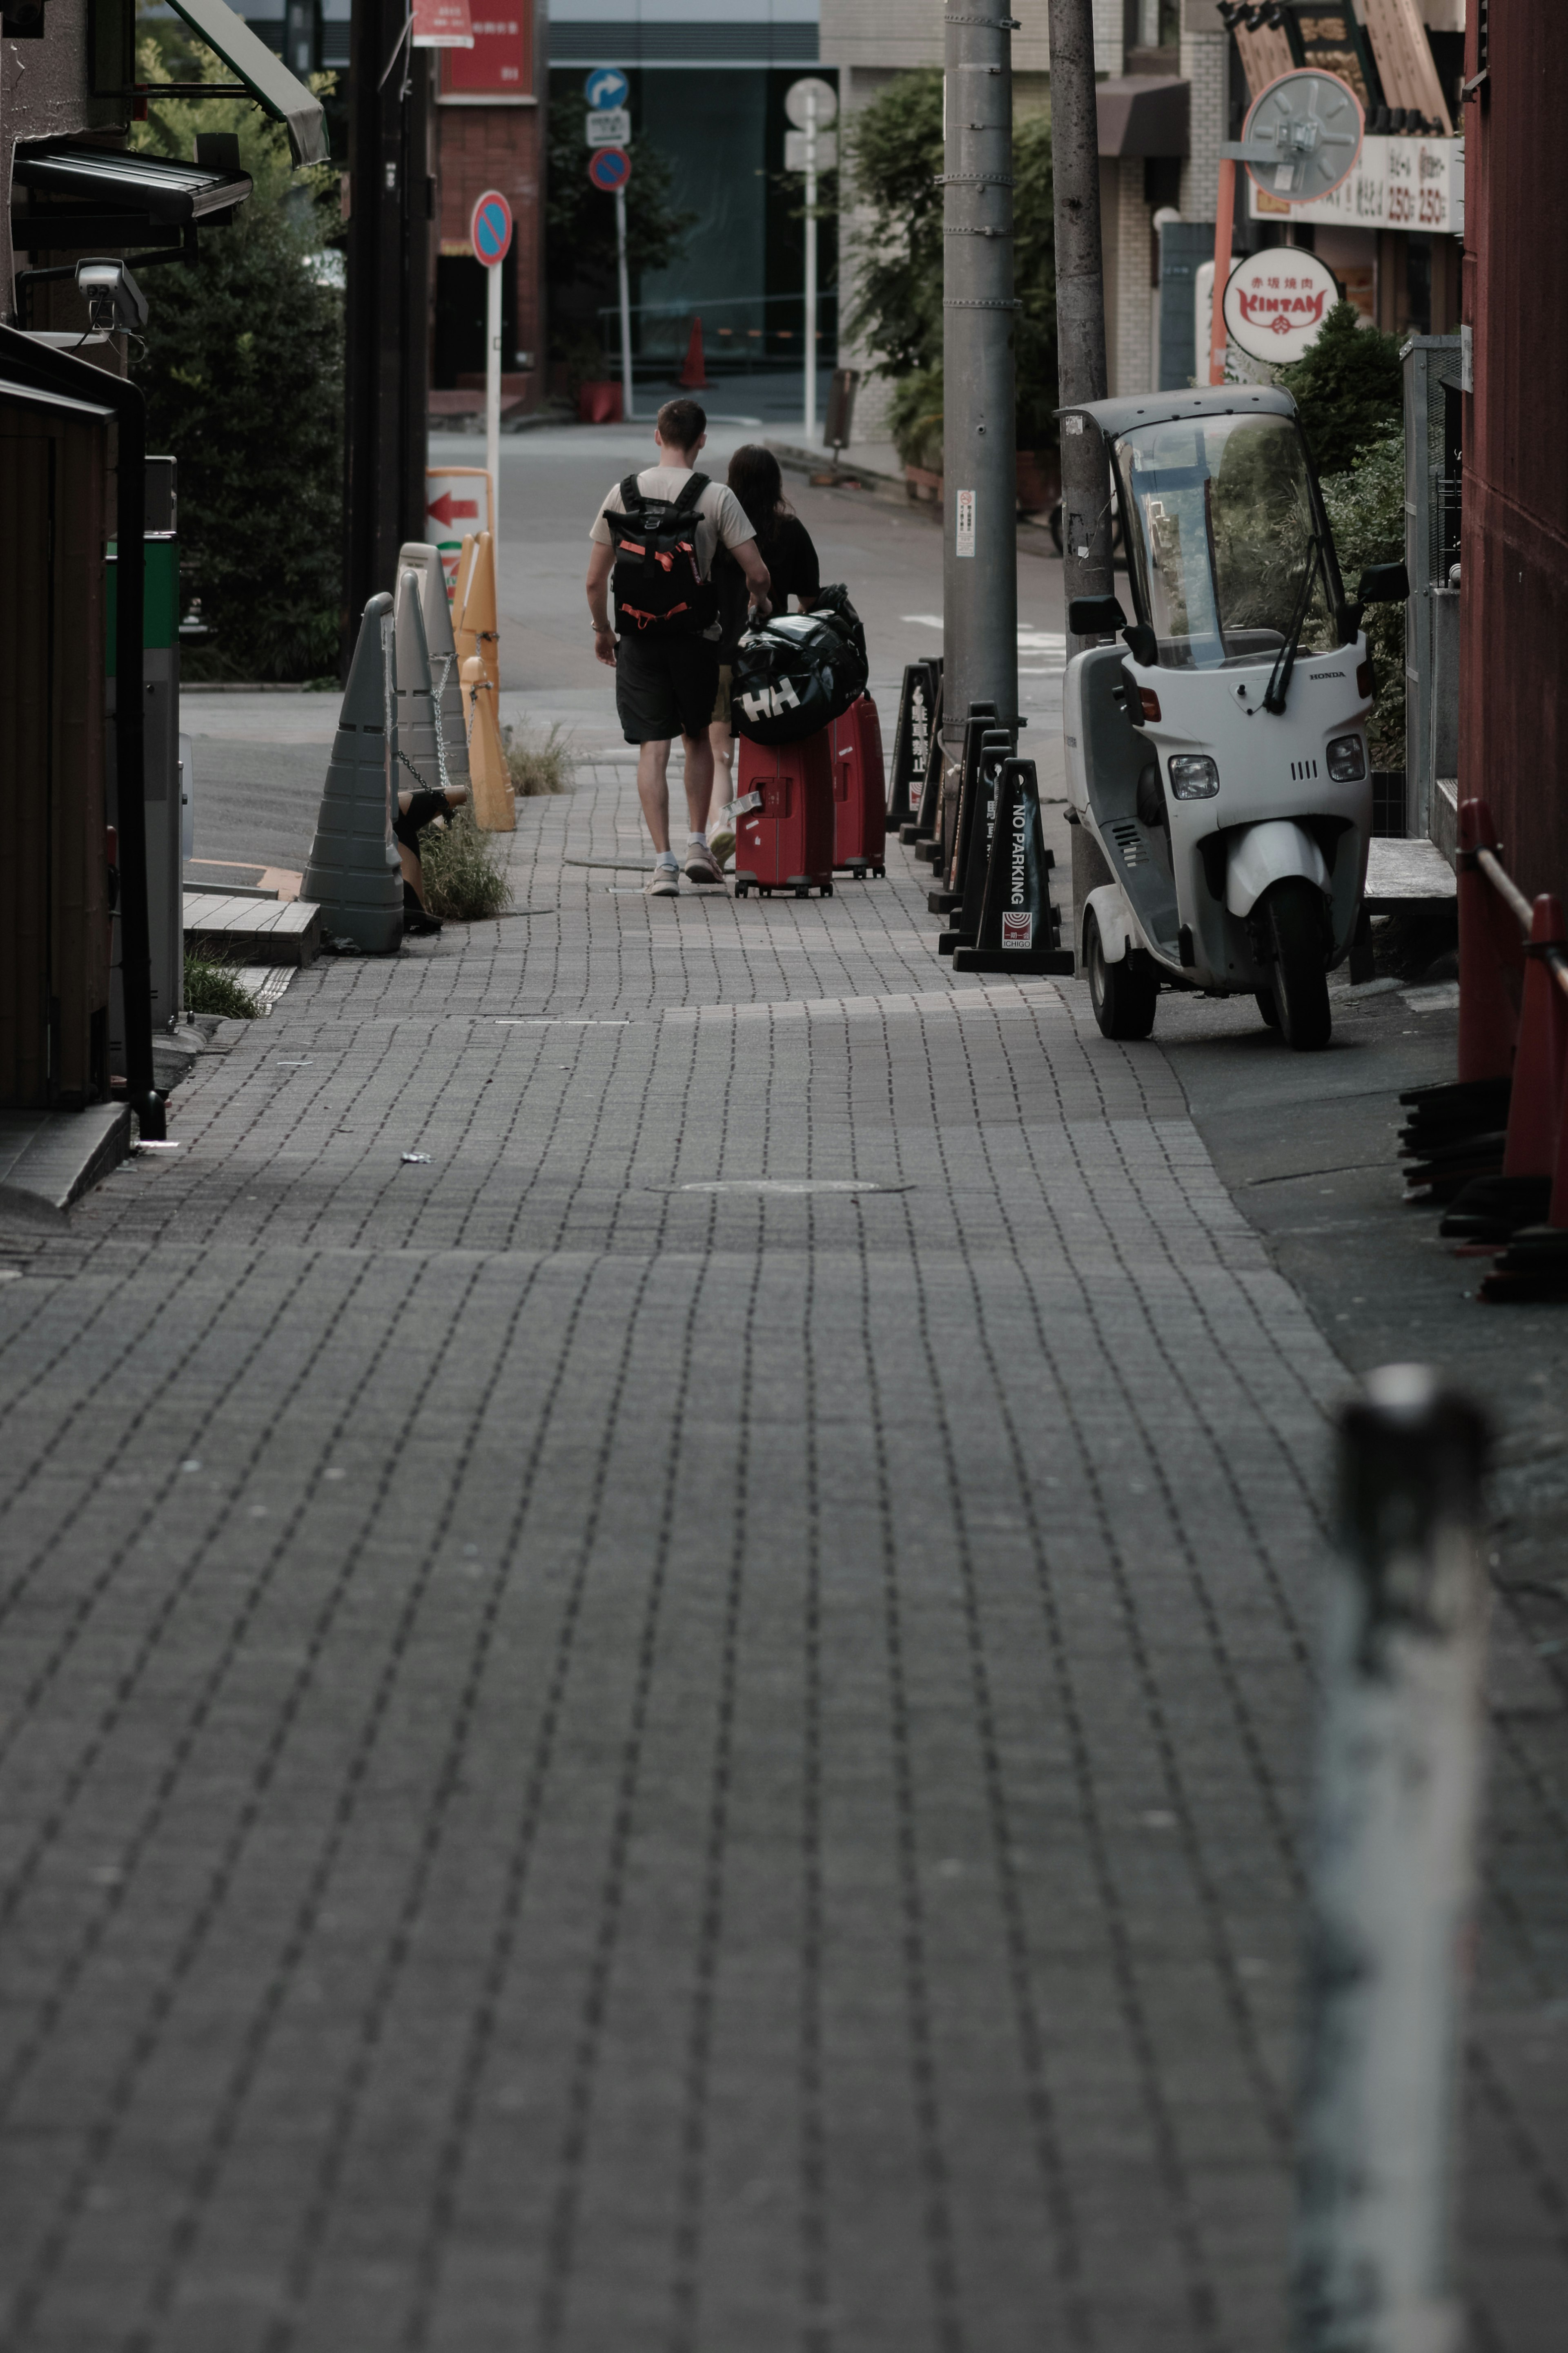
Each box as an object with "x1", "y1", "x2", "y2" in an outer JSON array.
[
  {"x1": 1277, "y1": 300, "x2": 1403, "y2": 478},
  {"x1": 1319, "y1": 430, "x2": 1406, "y2": 762},
  {"x1": 131, "y1": 45, "x2": 344, "y2": 680},
  {"x1": 843, "y1": 70, "x2": 1058, "y2": 456},
  {"x1": 546, "y1": 96, "x2": 695, "y2": 379}
]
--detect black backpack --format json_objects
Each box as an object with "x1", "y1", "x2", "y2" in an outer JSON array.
[
  {"x1": 729, "y1": 584, "x2": 870, "y2": 744},
  {"x1": 606, "y1": 471, "x2": 718, "y2": 638}
]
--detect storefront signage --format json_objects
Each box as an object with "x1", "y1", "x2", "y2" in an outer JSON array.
[
  {"x1": 1249, "y1": 134, "x2": 1462, "y2": 234},
  {"x1": 442, "y1": 6, "x2": 530, "y2": 96},
  {"x1": 412, "y1": 0, "x2": 472, "y2": 47},
  {"x1": 1223, "y1": 250, "x2": 1341, "y2": 364}
]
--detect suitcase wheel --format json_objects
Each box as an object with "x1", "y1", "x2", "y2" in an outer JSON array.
[
  {"x1": 795, "y1": 885, "x2": 809, "y2": 899},
  {"x1": 820, "y1": 882, "x2": 833, "y2": 897},
  {"x1": 874, "y1": 865, "x2": 886, "y2": 878},
  {"x1": 735, "y1": 882, "x2": 749, "y2": 897}
]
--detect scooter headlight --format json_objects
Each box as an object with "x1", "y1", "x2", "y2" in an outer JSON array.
[
  {"x1": 1326, "y1": 732, "x2": 1367, "y2": 782},
  {"x1": 1167, "y1": 754, "x2": 1219, "y2": 801}
]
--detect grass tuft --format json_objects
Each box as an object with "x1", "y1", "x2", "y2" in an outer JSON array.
[
  {"x1": 184, "y1": 953, "x2": 261, "y2": 1019},
  {"x1": 420, "y1": 805, "x2": 514, "y2": 921},
  {"x1": 503, "y1": 719, "x2": 573, "y2": 797}
]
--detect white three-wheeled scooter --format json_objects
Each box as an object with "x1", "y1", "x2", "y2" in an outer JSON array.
[{"x1": 1062, "y1": 386, "x2": 1407, "y2": 1049}]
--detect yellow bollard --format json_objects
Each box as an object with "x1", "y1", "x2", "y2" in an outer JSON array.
[
  {"x1": 462, "y1": 653, "x2": 514, "y2": 833},
  {"x1": 459, "y1": 528, "x2": 501, "y2": 696}
]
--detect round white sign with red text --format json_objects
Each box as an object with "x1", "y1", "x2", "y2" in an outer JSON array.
[{"x1": 1223, "y1": 250, "x2": 1341, "y2": 365}]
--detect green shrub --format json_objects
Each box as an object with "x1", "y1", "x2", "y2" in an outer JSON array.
[
  {"x1": 1277, "y1": 301, "x2": 1403, "y2": 479},
  {"x1": 184, "y1": 955, "x2": 261, "y2": 1018},
  {"x1": 844, "y1": 72, "x2": 1057, "y2": 453},
  {"x1": 503, "y1": 720, "x2": 573, "y2": 796},
  {"x1": 131, "y1": 47, "x2": 343, "y2": 681},
  {"x1": 420, "y1": 806, "x2": 513, "y2": 921},
  {"x1": 1320, "y1": 431, "x2": 1406, "y2": 765}
]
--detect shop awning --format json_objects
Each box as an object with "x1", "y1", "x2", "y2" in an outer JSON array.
[
  {"x1": 162, "y1": 0, "x2": 328, "y2": 166},
  {"x1": 11, "y1": 145, "x2": 254, "y2": 249},
  {"x1": 1097, "y1": 75, "x2": 1189, "y2": 158}
]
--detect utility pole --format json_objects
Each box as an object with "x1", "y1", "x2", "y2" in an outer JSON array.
[
  {"x1": 345, "y1": 0, "x2": 433, "y2": 643},
  {"x1": 942, "y1": 0, "x2": 1018, "y2": 758},
  {"x1": 1046, "y1": 0, "x2": 1113, "y2": 640}
]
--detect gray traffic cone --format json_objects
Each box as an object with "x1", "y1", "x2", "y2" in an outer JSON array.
[
  {"x1": 393, "y1": 567, "x2": 442, "y2": 795},
  {"x1": 300, "y1": 592, "x2": 403, "y2": 955},
  {"x1": 397, "y1": 540, "x2": 470, "y2": 795}
]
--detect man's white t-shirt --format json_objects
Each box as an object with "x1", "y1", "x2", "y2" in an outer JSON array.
[{"x1": 590, "y1": 466, "x2": 755, "y2": 643}]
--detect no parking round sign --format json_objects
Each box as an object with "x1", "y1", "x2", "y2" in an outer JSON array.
[
  {"x1": 587, "y1": 147, "x2": 632, "y2": 194},
  {"x1": 469, "y1": 188, "x2": 513, "y2": 266}
]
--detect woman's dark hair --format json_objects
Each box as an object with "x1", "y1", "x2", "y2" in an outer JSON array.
[{"x1": 726, "y1": 444, "x2": 792, "y2": 550}]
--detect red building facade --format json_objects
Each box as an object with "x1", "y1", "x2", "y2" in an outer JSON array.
[
  {"x1": 1460, "y1": 2, "x2": 1568, "y2": 896},
  {"x1": 433, "y1": 0, "x2": 547, "y2": 412}
]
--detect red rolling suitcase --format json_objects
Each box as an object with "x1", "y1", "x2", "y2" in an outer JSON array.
[
  {"x1": 827, "y1": 695, "x2": 887, "y2": 878},
  {"x1": 733, "y1": 731, "x2": 836, "y2": 898}
]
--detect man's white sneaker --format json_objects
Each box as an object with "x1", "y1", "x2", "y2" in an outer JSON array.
[
  {"x1": 645, "y1": 861, "x2": 680, "y2": 897},
  {"x1": 683, "y1": 840, "x2": 726, "y2": 887}
]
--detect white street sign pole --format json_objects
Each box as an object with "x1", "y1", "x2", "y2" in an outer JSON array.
[
  {"x1": 804, "y1": 88, "x2": 817, "y2": 439},
  {"x1": 615, "y1": 183, "x2": 635, "y2": 422},
  {"x1": 486, "y1": 256, "x2": 501, "y2": 558}
]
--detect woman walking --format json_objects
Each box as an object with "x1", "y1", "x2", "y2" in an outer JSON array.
[{"x1": 706, "y1": 446, "x2": 821, "y2": 868}]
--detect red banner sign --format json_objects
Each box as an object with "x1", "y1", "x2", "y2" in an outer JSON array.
[
  {"x1": 413, "y1": 0, "x2": 472, "y2": 46},
  {"x1": 442, "y1": 6, "x2": 531, "y2": 94}
]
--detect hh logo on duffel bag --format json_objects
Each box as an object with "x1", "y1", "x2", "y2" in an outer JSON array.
[
  {"x1": 739, "y1": 678, "x2": 802, "y2": 724},
  {"x1": 1002, "y1": 910, "x2": 1033, "y2": 949}
]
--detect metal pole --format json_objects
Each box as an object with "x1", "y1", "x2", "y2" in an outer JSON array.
[
  {"x1": 1047, "y1": 0, "x2": 1113, "y2": 643},
  {"x1": 1294, "y1": 1364, "x2": 1490, "y2": 2353},
  {"x1": 615, "y1": 185, "x2": 635, "y2": 422},
  {"x1": 345, "y1": 0, "x2": 431, "y2": 639},
  {"x1": 486, "y1": 255, "x2": 501, "y2": 560},
  {"x1": 942, "y1": 0, "x2": 1018, "y2": 773},
  {"x1": 804, "y1": 87, "x2": 818, "y2": 438},
  {"x1": 1209, "y1": 156, "x2": 1236, "y2": 385}
]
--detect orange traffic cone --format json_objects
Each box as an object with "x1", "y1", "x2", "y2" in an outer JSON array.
[{"x1": 678, "y1": 317, "x2": 710, "y2": 390}]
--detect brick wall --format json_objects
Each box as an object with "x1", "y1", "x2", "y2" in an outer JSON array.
[{"x1": 437, "y1": 103, "x2": 543, "y2": 400}]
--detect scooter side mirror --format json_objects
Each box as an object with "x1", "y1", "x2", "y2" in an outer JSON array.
[
  {"x1": 1121, "y1": 623, "x2": 1158, "y2": 667},
  {"x1": 1068, "y1": 594, "x2": 1127, "y2": 637},
  {"x1": 1357, "y1": 561, "x2": 1410, "y2": 604}
]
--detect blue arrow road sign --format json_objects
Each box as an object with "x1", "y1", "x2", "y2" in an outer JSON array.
[
  {"x1": 584, "y1": 66, "x2": 629, "y2": 109},
  {"x1": 587, "y1": 146, "x2": 633, "y2": 194}
]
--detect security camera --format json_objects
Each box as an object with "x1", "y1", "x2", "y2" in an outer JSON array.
[{"x1": 75, "y1": 258, "x2": 149, "y2": 336}]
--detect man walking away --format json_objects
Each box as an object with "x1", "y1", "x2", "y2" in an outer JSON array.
[{"x1": 586, "y1": 398, "x2": 771, "y2": 895}]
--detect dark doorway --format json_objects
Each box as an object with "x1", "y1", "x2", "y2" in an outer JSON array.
[{"x1": 434, "y1": 254, "x2": 518, "y2": 387}]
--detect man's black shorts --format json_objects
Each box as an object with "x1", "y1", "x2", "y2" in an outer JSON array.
[{"x1": 614, "y1": 631, "x2": 721, "y2": 745}]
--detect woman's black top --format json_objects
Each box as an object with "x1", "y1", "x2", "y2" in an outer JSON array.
[{"x1": 715, "y1": 513, "x2": 821, "y2": 659}]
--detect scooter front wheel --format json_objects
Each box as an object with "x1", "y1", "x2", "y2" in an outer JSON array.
[
  {"x1": 1265, "y1": 880, "x2": 1332, "y2": 1052},
  {"x1": 1086, "y1": 909, "x2": 1158, "y2": 1042}
]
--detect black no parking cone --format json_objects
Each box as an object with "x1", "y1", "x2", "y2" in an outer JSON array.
[{"x1": 953, "y1": 756, "x2": 1074, "y2": 975}]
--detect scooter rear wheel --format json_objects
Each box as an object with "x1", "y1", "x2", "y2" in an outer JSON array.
[
  {"x1": 1086, "y1": 908, "x2": 1158, "y2": 1041},
  {"x1": 1265, "y1": 880, "x2": 1332, "y2": 1051}
]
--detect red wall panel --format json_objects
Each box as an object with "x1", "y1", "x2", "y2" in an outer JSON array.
[{"x1": 1460, "y1": 3, "x2": 1568, "y2": 897}]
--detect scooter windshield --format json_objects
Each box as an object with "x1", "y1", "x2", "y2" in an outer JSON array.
[{"x1": 1111, "y1": 414, "x2": 1340, "y2": 671}]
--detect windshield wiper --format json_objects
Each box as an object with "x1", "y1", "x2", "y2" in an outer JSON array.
[{"x1": 1262, "y1": 533, "x2": 1321, "y2": 716}]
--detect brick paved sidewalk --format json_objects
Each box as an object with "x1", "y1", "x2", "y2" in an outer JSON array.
[{"x1": 0, "y1": 767, "x2": 1563, "y2": 2352}]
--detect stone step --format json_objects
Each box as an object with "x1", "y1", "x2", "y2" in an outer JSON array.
[{"x1": 183, "y1": 892, "x2": 322, "y2": 966}]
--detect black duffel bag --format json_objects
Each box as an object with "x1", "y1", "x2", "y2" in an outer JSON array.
[{"x1": 730, "y1": 583, "x2": 869, "y2": 744}]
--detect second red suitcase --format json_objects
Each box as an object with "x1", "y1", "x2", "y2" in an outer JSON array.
[
  {"x1": 733, "y1": 731, "x2": 836, "y2": 898},
  {"x1": 827, "y1": 695, "x2": 887, "y2": 878}
]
